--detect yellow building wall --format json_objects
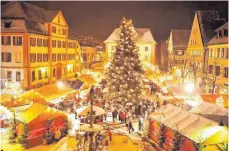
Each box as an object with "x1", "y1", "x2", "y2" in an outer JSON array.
[{"x1": 186, "y1": 13, "x2": 205, "y2": 71}]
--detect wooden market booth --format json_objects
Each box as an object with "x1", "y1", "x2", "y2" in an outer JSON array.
[{"x1": 16, "y1": 103, "x2": 68, "y2": 149}]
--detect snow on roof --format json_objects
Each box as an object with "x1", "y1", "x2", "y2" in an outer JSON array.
[
  {"x1": 207, "y1": 22, "x2": 228, "y2": 45},
  {"x1": 1, "y1": 1, "x2": 59, "y2": 35},
  {"x1": 170, "y1": 29, "x2": 190, "y2": 50},
  {"x1": 104, "y1": 28, "x2": 156, "y2": 43},
  {"x1": 196, "y1": 10, "x2": 226, "y2": 46},
  {"x1": 150, "y1": 104, "x2": 219, "y2": 143}
]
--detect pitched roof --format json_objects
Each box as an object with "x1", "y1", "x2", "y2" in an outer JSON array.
[
  {"x1": 207, "y1": 22, "x2": 228, "y2": 45},
  {"x1": 16, "y1": 103, "x2": 66, "y2": 124},
  {"x1": 1, "y1": 1, "x2": 59, "y2": 35},
  {"x1": 170, "y1": 29, "x2": 190, "y2": 50},
  {"x1": 104, "y1": 28, "x2": 156, "y2": 43},
  {"x1": 196, "y1": 10, "x2": 226, "y2": 46},
  {"x1": 1, "y1": 1, "x2": 59, "y2": 23}
]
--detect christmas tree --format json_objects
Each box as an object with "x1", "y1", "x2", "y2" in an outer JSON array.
[{"x1": 105, "y1": 17, "x2": 144, "y2": 103}]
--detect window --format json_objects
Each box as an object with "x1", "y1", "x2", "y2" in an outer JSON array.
[
  {"x1": 1, "y1": 52, "x2": 11, "y2": 62},
  {"x1": 217, "y1": 48, "x2": 220, "y2": 58},
  {"x1": 72, "y1": 54, "x2": 75, "y2": 60},
  {"x1": 224, "y1": 67, "x2": 228, "y2": 78},
  {"x1": 68, "y1": 54, "x2": 72, "y2": 60},
  {"x1": 52, "y1": 54, "x2": 56, "y2": 62},
  {"x1": 37, "y1": 38, "x2": 42, "y2": 47},
  {"x1": 38, "y1": 70, "x2": 42, "y2": 80},
  {"x1": 58, "y1": 15, "x2": 61, "y2": 23},
  {"x1": 62, "y1": 41, "x2": 66, "y2": 48},
  {"x1": 52, "y1": 26, "x2": 56, "y2": 33},
  {"x1": 2, "y1": 36, "x2": 11, "y2": 45},
  {"x1": 83, "y1": 54, "x2": 87, "y2": 61},
  {"x1": 30, "y1": 37, "x2": 36, "y2": 46},
  {"x1": 7, "y1": 71, "x2": 12, "y2": 81},
  {"x1": 226, "y1": 48, "x2": 229, "y2": 59},
  {"x1": 37, "y1": 54, "x2": 42, "y2": 62},
  {"x1": 221, "y1": 48, "x2": 224, "y2": 58},
  {"x1": 145, "y1": 47, "x2": 148, "y2": 51},
  {"x1": 43, "y1": 39, "x2": 48, "y2": 47},
  {"x1": 73, "y1": 43, "x2": 76, "y2": 49},
  {"x1": 4, "y1": 21, "x2": 12, "y2": 28},
  {"x1": 224, "y1": 29, "x2": 228, "y2": 37},
  {"x1": 43, "y1": 54, "x2": 48, "y2": 62},
  {"x1": 30, "y1": 54, "x2": 36, "y2": 63},
  {"x1": 32, "y1": 71, "x2": 36, "y2": 81},
  {"x1": 52, "y1": 40, "x2": 56, "y2": 48},
  {"x1": 215, "y1": 66, "x2": 220, "y2": 76},
  {"x1": 57, "y1": 54, "x2": 61, "y2": 61},
  {"x1": 62, "y1": 29, "x2": 67, "y2": 35},
  {"x1": 13, "y1": 36, "x2": 22, "y2": 46},
  {"x1": 68, "y1": 42, "x2": 73, "y2": 48},
  {"x1": 15, "y1": 52, "x2": 21, "y2": 63},
  {"x1": 209, "y1": 49, "x2": 213, "y2": 57},
  {"x1": 57, "y1": 41, "x2": 61, "y2": 48},
  {"x1": 53, "y1": 68, "x2": 56, "y2": 77},
  {"x1": 45, "y1": 70, "x2": 48, "y2": 78},
  {"x1": 62, "y1": 67, "x2": 65, "y2": 75},
  {"x1": 176, "y1": 50, "x2": 184, "y2": 55},
  {"x1": 62, "y1": 54, "x2": 66, "y2": 61},
  {"x1": 16, "y1": 72, "x2": 21, "y2": 82}
]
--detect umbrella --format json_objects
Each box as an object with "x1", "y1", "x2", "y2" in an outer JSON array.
[
  {"x1": 80, "y1": 124, "x2": 103, "y2": 132},
  {"x1": 126, "y1": 102, "x2": 133, "y2": 106}
]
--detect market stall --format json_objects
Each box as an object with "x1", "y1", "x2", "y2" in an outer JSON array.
[
  {"x1": 16, "y1": 103, "x2": 68, "y2": 149},
  {"x1": 77, "y1": 105, "x2": 106, "y2": 124},
  {"x1": 148, "y1": 104, "x2": 227, "y2": 151}
]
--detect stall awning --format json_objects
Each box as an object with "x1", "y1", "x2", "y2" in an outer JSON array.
[
  {"x1": 200, "y1": 94, "x2": 228, "y2": 108},
  {"x1": 64, "y1": 80, "x2": 84, "y2": 90},
  {"x1": 77, "y1": 105, "x2": 106, "y2": 117}
]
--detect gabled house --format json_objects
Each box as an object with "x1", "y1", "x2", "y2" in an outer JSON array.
[
  {"x1": 186, "y1": 10, "x2": 225, "y2": 79},
  {"x1": 1, "y1": 1, "x2": 82, "y2": 90},
  {"x1": 104, "y1": 28, "x2": 157, "y2": 65},
  {"x1": 168, "y1": 29, "x2": 190, "y2": 67}
]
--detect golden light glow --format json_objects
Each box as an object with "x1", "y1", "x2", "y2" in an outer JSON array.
[{"x1": 41, "y1": 67, "x2": 46, "y2": 73}]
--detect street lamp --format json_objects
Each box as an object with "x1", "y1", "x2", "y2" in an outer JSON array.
[{"x1": 185, "y1": 83, "x2": 194, "y2": 94}]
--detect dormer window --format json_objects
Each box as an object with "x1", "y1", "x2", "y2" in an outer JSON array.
[
  {"x1": 4, "y1": 21, "x2": 12, "y2": 28},
  {"x1": 224, "y1": 29, "x2": 228, "y2": 37}
]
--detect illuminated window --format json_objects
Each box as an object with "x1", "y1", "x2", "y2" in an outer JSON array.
[
  {"x1": 224, "y1": 67, "x2": 228, "y2": 78},
  {"x1": 30, "y1": 54, "x2": 36, "y2": 63},
  {"x1": 145, "y1": 47, "x2": 148, "y2": 51},
  {"x1": 68, "y1": 42, "x2": 73, "y2": 48},
  {"x1": 38, "y1": 70, "x2": 42, "y2": 80},
  {"x1": 1, "y1": 36, "x2": 11, "y2": 45},
  {"x1": 208, "y1": 65, "x2": 213, "y2": 74},
  {"x1": 16, "y1": 72, "x2": 21, "y2": 82},
  {"x1": 43, "y1": 54, "x2": 48, "y2": 62},
  {"x1": 217, "y1": 48, "x2": 220, "y2": 58},
  {"x1": 215, "y1": 66, "x2": 220, "y2": 76},
  {"x1": 37, "y1": 54, "x2": 42, "y2": 62},
  {"x1": 52, "y1": 54, "x2": 56, "y2": 62},
  {"x1": 7, "y1": 71, "x2": 12, "y2": 81},
  {"x1": 13, "y1": 36, "x2": 22, "y2": 46}
]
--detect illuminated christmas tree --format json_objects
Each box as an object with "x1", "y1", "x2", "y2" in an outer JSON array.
[{"x1": 105, "y1": 17, "x2": 144, "y2": 103}]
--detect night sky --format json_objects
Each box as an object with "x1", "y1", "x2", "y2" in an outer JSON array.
[{"x1": 2, "y1": 1, "x2": 228, "y2": 42}]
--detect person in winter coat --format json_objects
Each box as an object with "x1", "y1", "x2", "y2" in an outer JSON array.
[
  {"x1": 138, "y1": 118, "x2": 143, "y2": 131},
  {"x1": 128, "y1": 121, "x2": 134, "y2": 133}
]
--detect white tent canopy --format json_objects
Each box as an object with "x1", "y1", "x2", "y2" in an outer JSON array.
[
  {"x1": 77, "y1": 105, "x2": 106, "y2": 117},
  {"x1": 150, "y1": 104, "x2": 220, "y2": 143}
]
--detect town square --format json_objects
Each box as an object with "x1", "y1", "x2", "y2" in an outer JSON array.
[{"x1": 0, "y1": 1, "x2": 228, "y2": 151}]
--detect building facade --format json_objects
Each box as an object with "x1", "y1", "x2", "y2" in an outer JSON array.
[
  {"x1": 186, "y1": 10, "x2": 225, "y2": 82},
  {"x1": 155, "y1": 41, "x2": 168, "y2": 72},
  {"x1": 207, "y1": 22, "x2": 228, "y2": 94},
  {"x1": 104, "y1": 28, "x2": 157, "y2": 65},
  {"x1": 1, "y1": 2, "x2": 82, "y2": 90},
  {"x1": 168, "y1": 29, "x2": 190, "y2": 68}
]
